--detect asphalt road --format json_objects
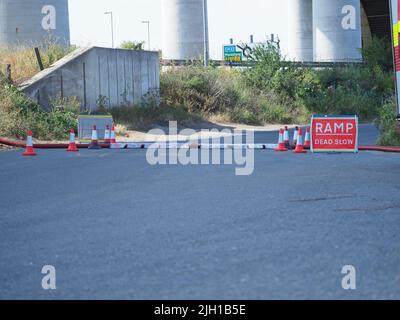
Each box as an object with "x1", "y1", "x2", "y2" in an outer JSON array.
[{"x1": 1, "y1": 124, "x2": 400, "y2": 300}]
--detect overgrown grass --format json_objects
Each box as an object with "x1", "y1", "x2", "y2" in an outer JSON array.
[
  {"x1": 0, "y1": 43, "x2": 75, "y2": 84},
  {"x1": 0, "y1": 38, "x2": 398, "y2": 145},
  {"x1": 0, "y1": 76, "x2": 79, "y2": 140},
  {"x1": 376, "y1": 100, "x2": 400, "y2": 146},
  {"x1": 160, "y1": 38, "x2": 396, "y2": 145},
  {"x1": 161, "y1": 64, "x2": 310, "y2": 125},
  {"x1": 0, "y1": 43, "x2": 78, "y2": 140}
]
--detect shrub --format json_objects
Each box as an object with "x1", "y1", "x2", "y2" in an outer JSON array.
[
  {"x1": 0, "y1": 77, "x2": 79, "y2": 140},
  {"x1": 376, "y1": 101, "x2": 400, "y2": 146},
  {"x1": 361, "y1": 36, "x2": 393, "y2": 72},
  {"x1": 120, "y1": 41, "x2": 144, "y2": 50}
]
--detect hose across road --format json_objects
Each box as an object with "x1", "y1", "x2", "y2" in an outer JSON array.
[{"x1": 1, "y1": 137, "x2": 400, "y2": 153}]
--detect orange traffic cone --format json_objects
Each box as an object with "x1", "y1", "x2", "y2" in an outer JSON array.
[
  {"x1": 293, "y1": 127, "x2": 307, "y2": 154},
  {"x1": 104, "y1": 125, "x2": 111, "y2": 144},
  {"x1": 275, "y1": 129, "x2": 288, "y2": 152},
  {"x1": 292, "y1": 126, "x2": 299, "y2": 149},
  {"x1": 22, "y1": 130, "x2": 37, "y2": 156},
  {"x1": 304, "y1": 127, "x2": 311, "y2": 149},
  {"x1": 110, "y1": 125, "x2": 117, "y2": 144},
  {"x1": 88, "y1": 126, "x2": 101, "y2": 150},
  {"x1": 67, "y1": 128, "x2": 79, "y2": 152},
  {"x1": 284, "y1": 126, "x2": 290, "y2": 149}
]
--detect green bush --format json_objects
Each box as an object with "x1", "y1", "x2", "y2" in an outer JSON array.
[
  {"x1": 361, "y1": 37, "x2": 393, "y2": 72},
  {"x1": 0, "y1": 77, "x2": 79, "y2": 140},
  {"x1": 376, "y1": 101, "x2": 400, "y2": 146},
  {"x1": 120, "y1": 41, "x2": 144, "y2": 50}
]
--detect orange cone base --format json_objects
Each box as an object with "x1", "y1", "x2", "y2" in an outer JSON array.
[
  {"x1": 293, "y1": 148, "x2": 307, "y2": 154},
  {"x1": 67, "y1": 144, "x2": 79, "y2": 152},
  {"x1": 275, "y1": 145, "x2": 288, "y2": 152},
  {"x1": 23, "y1": 147, "x2": 36, "y2": 156}
]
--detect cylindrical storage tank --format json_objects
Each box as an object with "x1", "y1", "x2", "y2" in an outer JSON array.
[
  {"x1": 0, "y1": 0, "x2": 70, "y2": 47},
  {"x1": 313, "y1": 0, "x2": 362, "y2": 62},
  {"x1": 287, "y1": 0, "x2": 313, "y2": 62},
  {"x1": 161, "y1": 0, "x2": 207, "y2": 60}
]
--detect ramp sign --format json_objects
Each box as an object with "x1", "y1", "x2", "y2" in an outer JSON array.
[{"x1": 311, "y1": 115, "x2": 358, "y2": 153}]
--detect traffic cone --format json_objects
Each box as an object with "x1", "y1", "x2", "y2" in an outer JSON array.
[
  {"x1": 88, "y1": 125, "x2": 101, "y2": 150},
  {"x1": 66, "y1": 128, "x2": 79, "y2": 152},
  {"x1": 304, "y1": 127, "x2": 311, "y2": 149},
  {"x1": 104, "y1": 125, "x2": 111, "y2": 144},
  {"x1": 283, "y1": 126, "x2": 290, "y2": 149},
  {"x1": 274, "y1": 129, "x2": 288, "y2": 152},
  {"x1": 110, "y1": 125, "x2": 117, "y2": 144},
  {"x1": 293, "y1": 127, "x2": 307, "y2": 154},
  {"x1": 22, "y1": 130, "x2": 37, "y2": 156},
  {"x1": 292, "y1": 126, "x2": 299, "y2": 149}
]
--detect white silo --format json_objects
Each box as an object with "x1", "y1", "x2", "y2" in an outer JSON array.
[
  {"x1": 0, "y1": 0, "x2": 70, "y2": 47},
  {"x1": 161, "y1": 0, "x2": 208, "y2": 60},
  {"x1": 313, "y1": 0, "x2": 362, "y2": 62},
  {"x1": 287, "y1": 0, "x2": 313, "y2": 62}
]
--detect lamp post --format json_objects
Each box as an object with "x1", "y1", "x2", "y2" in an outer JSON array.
[
  {"x1": 142, "y1": 20, "x2": 151, "y2": 50},
  {"x1": 202, "y1": 0, "x2": 209, "y2": 67},
  {"x1": 104, "y1": 11, "x2": 114, "y2": 48}
]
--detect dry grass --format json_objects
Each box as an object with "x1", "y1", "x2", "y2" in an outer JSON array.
[{"x1": 0, "y1": 43, "x2": 75, "y2": 84}]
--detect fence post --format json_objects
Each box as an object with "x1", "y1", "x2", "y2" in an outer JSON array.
[
  {"x1": 5, "y1": 64, "x2": 12, "y2": 83},
  {"x1": 34, "y1": 47, "x2": 44, "y2": 71}
]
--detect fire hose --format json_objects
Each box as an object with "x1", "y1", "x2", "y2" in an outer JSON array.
[{"x1": 1, "y1": 137, "x2": 400, "y2": 152}]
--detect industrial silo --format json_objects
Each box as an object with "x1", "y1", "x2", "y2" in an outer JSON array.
[
  {"x1": 287, "y1": 0, "x2": 313, "y2": 62},
  {"x1": 161, "y1": 0, "x2": 207, "y2": 60},
  {"x1": 0, "y1": 0, "x2": 70, "y2": 47},
  {"x1": 313, "y1": 0, "x2": 362, "y2": 62}
]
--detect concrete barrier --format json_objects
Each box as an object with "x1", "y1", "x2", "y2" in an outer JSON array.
[{"x1": 19, "y1": 46, "x2": 160, "y2": 111}]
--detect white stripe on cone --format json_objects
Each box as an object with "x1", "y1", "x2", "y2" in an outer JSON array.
[
  {"x1": 104, "y1": 127, "x2": 110, "y2": 141},
  {"x1": 92, "y1": 127, "x2": 98, "y2": 141},
  {"x1": 26, "y1": 135, "x2": 33, "y2": 147}
]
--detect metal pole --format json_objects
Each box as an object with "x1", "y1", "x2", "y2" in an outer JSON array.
[
  {"x1": 147, "y1": 22, "x2": 151, "y2": 50},
  {"x1": 111, "y1": 12, "x2": 114, "y2": 49},
  {"x1": 105, "y1": 12, "x2": 114, "y2": 48},
  {"x1": 142, "y1": 21, "x2": 151, "y2": 50},
  {"x1": 202, "y1": 0, "x2": 209, "y2": 67}
]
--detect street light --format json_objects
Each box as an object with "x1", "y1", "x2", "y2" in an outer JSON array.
[
  {"x1": 104, "y1": 11, "x2": 114, "y2": 48},
  {"x1": 202, "y1": 0, "x2": 209, "y2": 67},
  {"x1": 142, "y1": 20, "x2": 151, "y2": 50}
]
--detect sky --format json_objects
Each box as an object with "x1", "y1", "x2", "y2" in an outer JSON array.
[{"x1": 69, "y1": 0, "x2": 289, "y2": 59}]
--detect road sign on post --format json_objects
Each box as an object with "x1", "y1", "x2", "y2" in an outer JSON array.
[{"x1": 311, "y1": 115, "x2": 359, "y2": 153}]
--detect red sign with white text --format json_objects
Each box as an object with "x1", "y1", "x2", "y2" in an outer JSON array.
[{"x1": 311, "y1": 116, "x2": 358, "y2": 153}]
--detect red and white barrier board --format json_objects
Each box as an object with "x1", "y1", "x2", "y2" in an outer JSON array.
[
  {"x1": 390, "y1": 0, "x2": 400, "y2": 119},
  {"x1": 311, "y1": 115, "x2": 358, "y2": 153}
]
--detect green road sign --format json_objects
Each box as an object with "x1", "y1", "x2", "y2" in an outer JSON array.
[{"x1": 224, "y1": 51, "x2": 243, "y2": 62}]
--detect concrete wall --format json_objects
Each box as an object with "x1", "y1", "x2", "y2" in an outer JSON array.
[
  {"x1": 20, "y1": 47, "x2": 160, "y2": 111},
  {"x1": 0, "y1": 0, "x2": 70, "y2": 47}
]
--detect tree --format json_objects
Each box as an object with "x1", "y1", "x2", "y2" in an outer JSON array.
[{"x1": 120, "y1": 41, "x2": 144, "y2": 51}]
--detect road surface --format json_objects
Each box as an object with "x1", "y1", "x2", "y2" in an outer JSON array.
[{"x1": 1, "y1": 124, "x2": 399, "y2": 299}]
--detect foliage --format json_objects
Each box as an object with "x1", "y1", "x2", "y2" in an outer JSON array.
[
  {"x1": 0, "y1": 43, "x2": 75, "y2": 84},
  {"x1": 0, "y1": 77, "x2": 79, "y2": 140},
  {"x1": 120, "y1": 41, "x2": 144, "y2": 51},
  {"x1": 376, "y1": 100, "x2": 400, "y2": 146}
]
